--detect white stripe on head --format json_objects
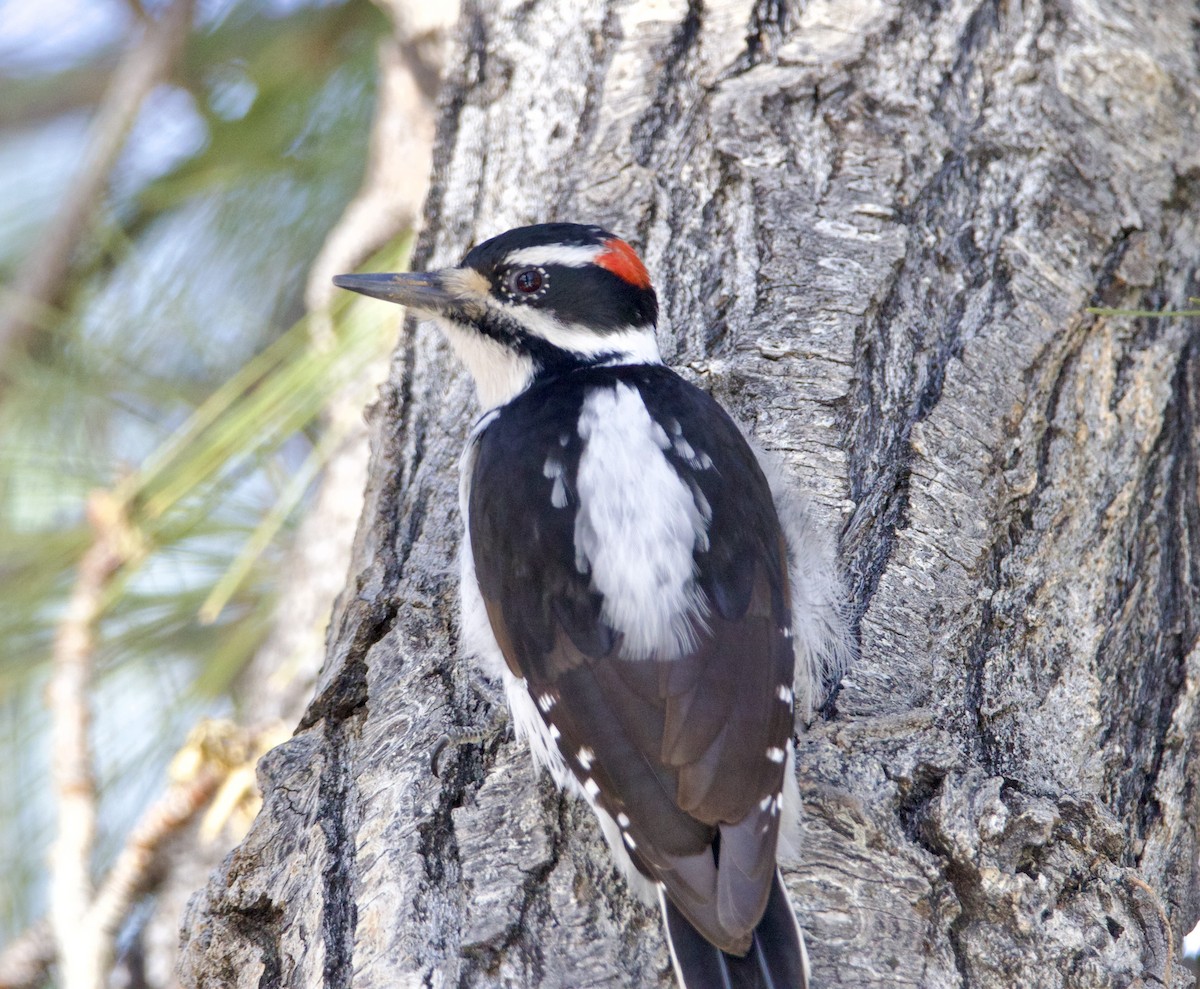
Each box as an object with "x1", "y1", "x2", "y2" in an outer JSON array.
[
  {"x1": 503, "y1": 244, "x2": 604, "y2": 268},
  {"x1": 510, "y1": 307, "x2": 662, "y2": 365}
]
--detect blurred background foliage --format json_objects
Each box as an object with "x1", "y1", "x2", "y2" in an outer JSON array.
[{"x1": 0, "y1": 0, "x2": 390, "y2": 942}]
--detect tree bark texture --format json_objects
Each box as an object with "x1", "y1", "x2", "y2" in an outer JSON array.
[{"x1": 178, "y1": 1, "x2": 1200, "y2": 987}]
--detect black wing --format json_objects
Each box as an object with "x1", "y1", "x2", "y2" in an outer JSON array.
[{"x1": 469, "y1": 364, "x2": 795, "y2": 954}]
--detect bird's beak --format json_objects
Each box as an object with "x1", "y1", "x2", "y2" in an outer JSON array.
[{"x1": 332, "y1": 271, "x2": 455, "y2": 313}]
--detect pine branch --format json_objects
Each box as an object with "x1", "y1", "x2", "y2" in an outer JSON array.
[
  {"x1": 87, "y1": 767, "x2": 224, "y2": 952},
  {"x1": 0, "y1": 0, "x2": 195, "y2": 378},
  {"x1": 47, "y1": 490, "x2": 140, "y2": 989},
  {"x1": 1, "y1": 722, "x2": 259, "y2": 989}
]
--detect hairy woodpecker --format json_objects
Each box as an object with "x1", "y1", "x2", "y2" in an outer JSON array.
[{"x1": 334, "y1": 223, "x2": 851, "y2": 989}]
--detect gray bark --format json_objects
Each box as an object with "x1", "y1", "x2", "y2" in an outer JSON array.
[{"x1": 178, "y1": 1, "x2": 1200, "y2": 987}]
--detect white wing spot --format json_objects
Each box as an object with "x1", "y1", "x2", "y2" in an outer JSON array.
[
  {"x1": 661, "y1": 417, "x2": 713, "y2": 472},
  {"x1": 584, "y1": 777, "x2": 601, "y2": 799},
  {"x1": 543, "y1": 457, "x2": 568, "y2": 509},
  {"x1": 687, "y1": 479, "x2": 713, "y2": 526},
  {"x1": 623, "y1": 832, "x2": 638, "y2": 850},
  {"x1": 776, "y1": 684, "x2": 794, "y2": 705},
  {"x1": 781, "y1": 625, "x2": 794, "y2": 639},
  {"x1": 663, "y1": 415, "x2": 713, "y2": 469},
  {"x1": 759, "y1": 794, "x2": 772, "y2": 812},
  {"x1": 766, "y1": 746, "x2": 785, "y2": 763},
  {"x1": 549, "y1": 724, "x2": 561, "y2": 741},
  {"x1": 537, "y1": 692, "x2": 556, "y2": 713},
  {"x1": 617, "y1": 812, "x2": 631, "y2": 828},
  {"x1": 577, "y1": 746, "x2": 595, "y2": 770}
]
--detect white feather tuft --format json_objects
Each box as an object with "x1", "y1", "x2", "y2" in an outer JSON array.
[
  {"x1": 746, "y1": 440, "x2": 855, "y2": 720},
  {"x1": 773, "y1": 482, "x2": 856, "y2": 720}
]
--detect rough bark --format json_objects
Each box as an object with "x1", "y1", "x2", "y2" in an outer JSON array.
[{"x1": 179, "y1": 1, "x2": 1200, "y2": 987}]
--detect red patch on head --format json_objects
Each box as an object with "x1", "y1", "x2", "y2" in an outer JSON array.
[{"x1": 596, "y1": 238, "x2": 652, "y2": 290}]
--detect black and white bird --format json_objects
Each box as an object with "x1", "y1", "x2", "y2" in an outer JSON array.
[{"x1": 334, "y1": 223, "x2": 851, "y2": 989}]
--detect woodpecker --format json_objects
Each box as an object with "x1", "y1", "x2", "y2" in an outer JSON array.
[{"x1": 334, "y1": 223, "x2": 851, "y2": 989}]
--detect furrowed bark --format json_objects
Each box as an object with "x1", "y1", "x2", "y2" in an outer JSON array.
[{"x1": 179, "y1": 1, "x2": 1200, "y2": 986}]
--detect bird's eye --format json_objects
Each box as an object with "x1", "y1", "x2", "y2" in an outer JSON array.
[
  {"x1": 515, "y1": 268, "x2": 542, "y2": 292},
  {"x1": 507, "y1": 266, "x2": 545, "y2": 297}
]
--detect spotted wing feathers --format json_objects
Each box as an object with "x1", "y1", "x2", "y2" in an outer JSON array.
[{"x1": 469, "y1": 364, "x2": 798, "y2": 955}]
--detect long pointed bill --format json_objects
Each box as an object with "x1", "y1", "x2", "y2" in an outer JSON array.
[{"x1": 332, "y1": 271, "x2": 455, "y2": 312}]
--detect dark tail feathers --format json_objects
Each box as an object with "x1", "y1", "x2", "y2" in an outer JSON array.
[{"x1": 661, "y1": 870, "x2": 810, "y2": 989}]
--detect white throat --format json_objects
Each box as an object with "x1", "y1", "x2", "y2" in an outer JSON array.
[
  {"x1": 434, "y1": 313, "x2": 662, "y2": 410},
  {"x1": 436, "y1": 317, "x2": 537, "y2": 409}
]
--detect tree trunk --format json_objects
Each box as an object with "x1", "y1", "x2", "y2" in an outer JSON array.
[{"x1": 178, "y1": 1, "x2": 1200, "y2": 986}]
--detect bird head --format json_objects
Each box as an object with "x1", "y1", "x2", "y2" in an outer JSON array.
[{"x1": 334, "y1": 223, "x2": 661, "y2": 408}]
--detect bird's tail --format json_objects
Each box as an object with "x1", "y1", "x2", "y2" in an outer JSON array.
[{"x1": 661, "y1": 869, "x2": 810, "y2": 989}]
